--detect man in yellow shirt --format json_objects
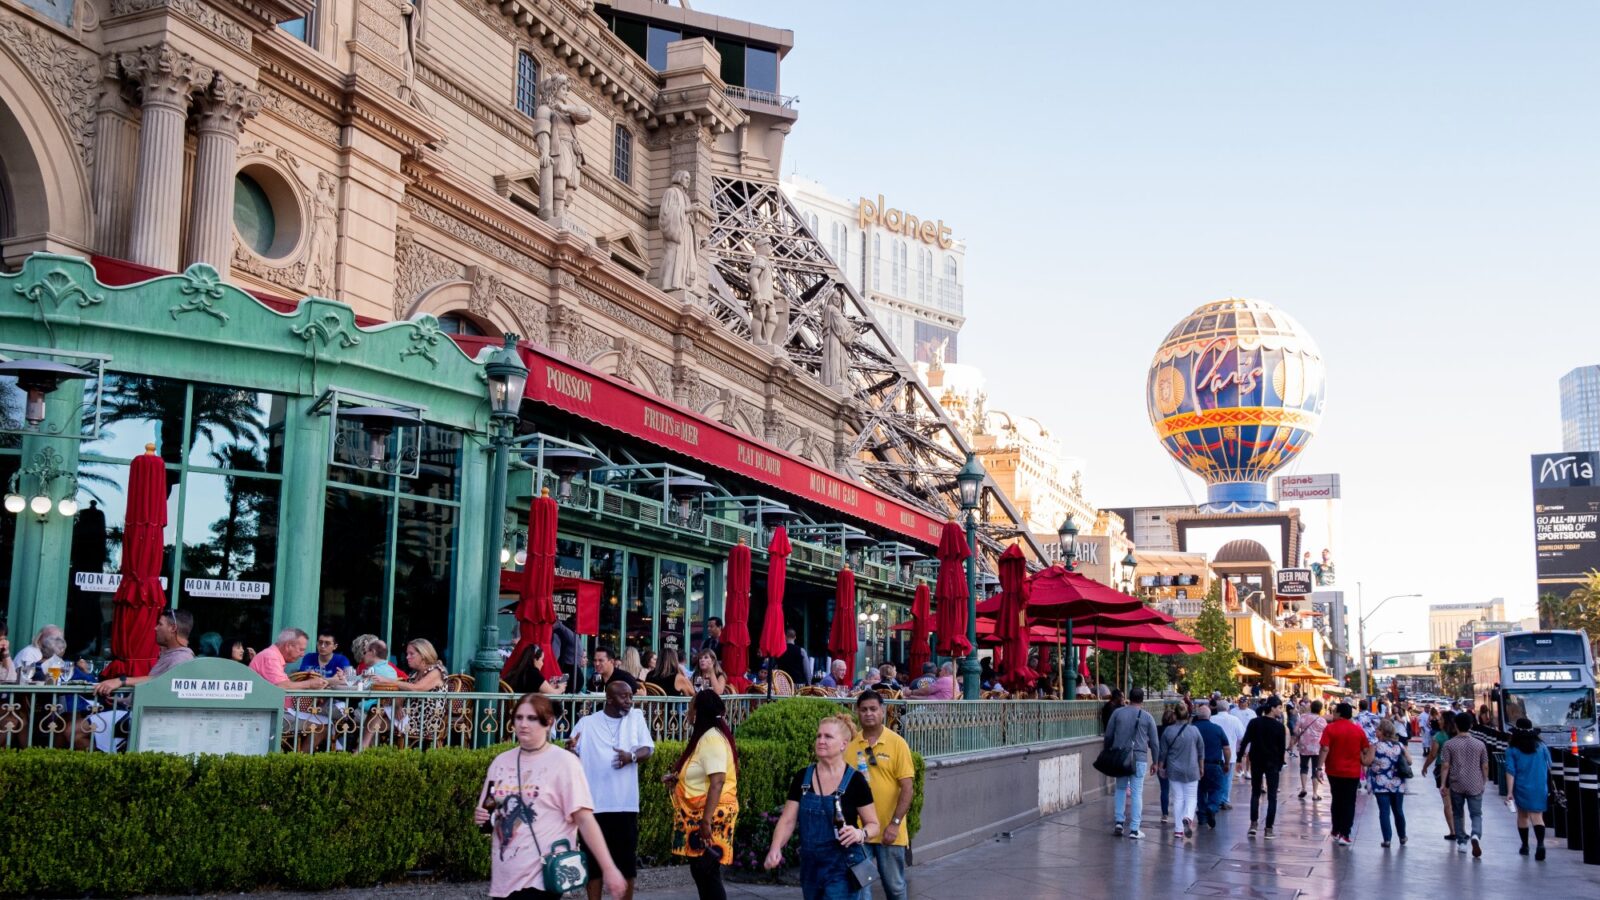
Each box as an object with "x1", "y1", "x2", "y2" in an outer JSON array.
[{"x1": 848, "y1": 690, "x2": 914, "y2": 900}]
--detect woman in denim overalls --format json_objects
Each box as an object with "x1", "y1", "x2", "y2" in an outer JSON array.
[{"x1": 765, "y1": 714, "x2": 882, "y2": 900}]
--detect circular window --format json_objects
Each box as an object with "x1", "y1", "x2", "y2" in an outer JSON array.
[{"x1": 231, "y1": 164, "x2": 303, "y2": 260}]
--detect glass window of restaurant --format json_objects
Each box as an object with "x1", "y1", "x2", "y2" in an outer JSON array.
[
  {"x1": 319, "y1": 418, "x2": 461, "y2": 669},
  {"x1": 64, "y1": 374, "x2": 288, "y2": 659},
  {"x1": 573, "y1": 540, "x2": 714, "y2": 667}
]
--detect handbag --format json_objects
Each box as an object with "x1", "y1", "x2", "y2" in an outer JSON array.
[
  {"x1": 1393, "y1": 743, "x2": 1414, "y2": 780},
  {"x1": 1092, "y1": 712, "x2": 1137, "y2": 778},
  {"x1": 812, "y1": 765, "x2": 880, "y2": 892}
]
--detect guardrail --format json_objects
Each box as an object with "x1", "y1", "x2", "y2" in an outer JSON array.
[
  {"x1": 1, "y1": 685, "x2": 1100, "y2": 759},
  {"x1": 722, "y1": 85, "x2": 799, "y2": 109}
]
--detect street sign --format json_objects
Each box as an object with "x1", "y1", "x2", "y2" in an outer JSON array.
[{"x1": 1276, "y1": 568, "x2": 1314, "y2": 596}]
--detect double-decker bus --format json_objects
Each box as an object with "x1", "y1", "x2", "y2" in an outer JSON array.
[{"x1": 1471, "y1": 630, "x2": 1597, "y2": 750}]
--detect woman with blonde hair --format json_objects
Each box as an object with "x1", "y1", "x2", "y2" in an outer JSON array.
[
  {"x1": 621, "y1": 646, "x2": 645, "y2": 678},
  {"x1": 692, "y1": 648, "x2": 727, "y2": 695},
  {"x1": 371, "y1": 638, "x2": 449, "y2": 740},
  {"x1": 764, "y1": 711, "x2": 880, "y2": 899}
]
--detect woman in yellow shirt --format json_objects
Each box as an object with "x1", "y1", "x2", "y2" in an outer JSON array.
[{"x1": 664, "y1": 689, "x2": 739, "y2": 900}]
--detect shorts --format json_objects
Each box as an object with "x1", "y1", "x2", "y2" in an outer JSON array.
[
  {"x1": 583, "y1": 811, "x2": 638, "y2": 880},
  {"x1": 1298, "y1": 754, "x2": 1322, "y2": 777}
]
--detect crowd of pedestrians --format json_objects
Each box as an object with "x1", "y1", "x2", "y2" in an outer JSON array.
[{"x1": 1099, "y1": 689, "x2": 1552, "y2": 857}]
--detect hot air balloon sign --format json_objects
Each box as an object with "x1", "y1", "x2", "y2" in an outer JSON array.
[{"x1": 1147, "y1": 299, "x2": 1326, "y2": 512}]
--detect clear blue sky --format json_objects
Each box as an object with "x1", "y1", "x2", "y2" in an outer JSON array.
[{"x1": 696, "y1": 1, "x2": 1600, "y2": 653}]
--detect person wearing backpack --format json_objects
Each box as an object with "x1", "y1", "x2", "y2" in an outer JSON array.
[
  {"x1": 1367, "y1": 717, "x2": 1411, "y2": 848},
  {"x1": 1103, "y1": 687, "x2": 1160, "y2": 839}
]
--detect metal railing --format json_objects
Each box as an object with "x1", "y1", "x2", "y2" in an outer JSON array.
[
  {"x1": 722, "y1": 85, "x2": 798, "y2": 109},
  {"x1": 1, "y1": 685, "x2": 1100, "y2": 760}
]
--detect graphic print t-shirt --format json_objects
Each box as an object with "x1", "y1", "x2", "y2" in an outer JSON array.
[{"x1": 480, "y1": 746, "x2": 594, "y2": 897}]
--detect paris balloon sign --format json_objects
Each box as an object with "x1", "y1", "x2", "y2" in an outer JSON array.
[{"x1": 1275, "y1": 568, "x2": 1314, "y2": 597}]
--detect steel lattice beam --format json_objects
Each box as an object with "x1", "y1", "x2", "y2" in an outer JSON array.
[{"x1": 705, "y1": 177, "x2": 1046, "y2": 567}]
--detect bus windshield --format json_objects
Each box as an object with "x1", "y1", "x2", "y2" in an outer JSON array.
[
  {"x1": 1502, "y1": 689, "x2": 1595, "y2": 731},
  {"x1": 1503, "y1": 633, "x2": 1588, "y2": 666}
]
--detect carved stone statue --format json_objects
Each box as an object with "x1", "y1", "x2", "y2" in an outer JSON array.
[
  {"x1": 615, "y1": 337, "x2": 639, "y2": 383},
  {"x1": 820, "y1": 284, "x2": 851, "y2": 390},
  {"x1": 749, "y1": 234, "x2": 779, "y2": 345},
  {"x1": 534, "y1": 74, "x2": 592, "y2": 223},
  {"x1": 310, "y1": 173, "x2": 338, "y2": 295},
  {"x1": 398, "y1": 0, "x2": 423, "y2": 107},
  {"x1": 658, "y1": 170, "x2": 701, "y2": 301},
  {"x1": 928, "y1": 336, "x2": 949, "y2": 372}
]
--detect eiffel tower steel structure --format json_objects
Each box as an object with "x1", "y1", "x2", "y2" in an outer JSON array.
[{"x1": 705, "y1": 176, "x2": 1047, "y2": 568}]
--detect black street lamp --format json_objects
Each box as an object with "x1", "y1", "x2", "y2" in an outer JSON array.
[
  {"x1": 472, "y1": 334, "x2": 529, "y2": 688},
  {"x1": 955, "y1": 453, "x2": 985, "y2": 700},
  {"x1": 1121, "y1": 550, "x2": 1138, "y2": 594},
  {"x1": 1056, "y1": 515, "x2": 1080, "y2": 698}
]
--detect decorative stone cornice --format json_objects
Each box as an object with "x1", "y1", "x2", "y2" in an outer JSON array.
[
  {"x1": 108, "y1": 0, "x2": 253, "y2": 51},
  {"x1": 469, "y1": 0, "x2": 659, "y2": 121},
  {"x1": 195, "y1": 73, "x2": 264, "y2": 135},
  {"x1": 119, "y1": 42, "x2": 213, "y2": 110}
]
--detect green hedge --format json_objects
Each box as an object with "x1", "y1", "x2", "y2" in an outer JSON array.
[{"x1": 0, "y1": 706, "x2": 923, "y2": 896}]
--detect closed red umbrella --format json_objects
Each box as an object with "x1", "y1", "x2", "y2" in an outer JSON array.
[
  {"x1": 101, "y1": 444, "x2": 167, "y2": 679},
  {"x1": 757, "y1": 526, "x2": 791, "y2": 660},
  {"x1": 907, "y1": 582, "x2": 932, "y2": 677},
  {"x1": 933, "y1": 518, "x2": 972, "y2": 658},
  {"x1": 828, "y1": 567, "x2": 858, "y2": 687},
  {"x1": 503, "y1": 487, "x2": 561, "y2": 680},
  {"x1": 994, "y1": 544, "x2": 1036, "y2": 692},
  {"x1": 721, "y1": 538, "x2": 753, "y2": 691}
]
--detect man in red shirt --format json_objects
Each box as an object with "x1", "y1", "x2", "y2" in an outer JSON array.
[{"x1": 1318, "y1": 702, "x2": 1373, "y2": 846}]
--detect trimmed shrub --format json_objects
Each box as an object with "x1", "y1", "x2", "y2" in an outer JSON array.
[
  {"x1": 735, "y1": 696, "x2": 843, "y2": 744},
  {"x1": 0, "y1": 734, "x2": 922, "y2": 896}
]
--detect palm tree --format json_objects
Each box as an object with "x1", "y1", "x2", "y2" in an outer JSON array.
[{"x1": 100, "y1": 377, "x2": 267, "y2": 494}]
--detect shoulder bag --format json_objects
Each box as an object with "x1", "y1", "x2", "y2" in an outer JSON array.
[
  {"x1": 1392, "y1": 741, "x2": 1414, "y2": 780},
  {"x1": 1160, "y1": 722, "x2": 1191, "y2": 771},
  {"x1": 1093, "y1": 711, "x2": 1137, "y2": 778}
]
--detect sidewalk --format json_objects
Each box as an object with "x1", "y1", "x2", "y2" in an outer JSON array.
[{"x1": 143, "y1": 757, "x2": 1600, "y2": 899}]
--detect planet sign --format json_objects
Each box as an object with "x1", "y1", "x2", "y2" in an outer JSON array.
[{"x1": 1146, "y1": 299, "x2": 1326, "y2": 512}]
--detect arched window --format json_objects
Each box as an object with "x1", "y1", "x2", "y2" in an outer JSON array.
[
  {"x1": 437, "y1": 313, "x2": 487, "y2": 336},
  {"x1": 872, "y1": 234, "x2": 881, "y2": 290},
  {"x1": 894, "y1": 240, "x2": 907, "y2": 295}
]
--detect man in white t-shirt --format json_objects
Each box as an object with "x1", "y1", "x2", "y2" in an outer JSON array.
[
  {"x1": 1213, "y1": 700, "x2": 1245, "y2": 809},
  {"x1": 569, "y1": 680, "x2": 654, "y2": 900}
]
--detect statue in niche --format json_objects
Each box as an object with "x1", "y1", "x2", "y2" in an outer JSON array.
[
  {"x1": 749, "y1": 234, "x2": 780, "y2": 346},
  {"x1": 398, "y1": 0, "x2": 424, "y2": 107},
  {"x1": 928, "y1": 336, "x2": 949, "y2": 373},
  {"x1": 310, "y1": 173, "x2": 338, "y2": 296},
  {"x1": 534, "y1": 74, "x2": 592, "y2": 224},
  {"x1": 658, "y1": 171, "x2": 698, "y2": 297},
  {"x1": 820, "y1": 284, "x2": 851, "y2": 390}
]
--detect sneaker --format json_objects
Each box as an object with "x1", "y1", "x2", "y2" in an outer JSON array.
[
  {"x1": 1381, "y1": 841, "x2": 1390, "y2": 848},
  {"x1": 1443, "y1": 833, "x2": 1457, "y2": 841},
  {"x1": 1114, "y1": 824, "x2": 1123, "y2": 837},
  {"x1": 1248, "y1": 823, "x2": 1258, "y2": 838},
  {"x1": 1221, "y1": 802, "x2": 1232, "y2": 811},
  {"x1": 1519, "y1": 845, "x2": 1529, "y2": 856},
  {"x1": 1471, "y1": 836, "x2": 1481, "y2": 858},
  {"x1": 1312, "y1": 794, "x2": 1322, "y2": 802},
  {"x1": 1184, "y1": 818, "x2": 1195, "y2": 838},
  {"x1": 1455, "y1": 840, "x2": 1468, "y2": 853},
  {"x1": 1161, "y1": 813, "x2": 1170, "y2": 823},
  {"x1": 1399, "y1": 836, "x2": 1407, "y2": 845},
  {"x1": 1535, "y1": 846, "x2": 1546, "y2": 861},
  {"x1": 1264, "y1": 828, "x2": 1275, "y2": 841},
  {"x1": 1174, "y1": 830, "x2": 1186, "y2": 839},
  {"x1": 1127, "y1": 830, "x2": 1143, "y2": 840}
]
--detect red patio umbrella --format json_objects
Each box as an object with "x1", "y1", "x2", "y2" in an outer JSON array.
[
  {"x1": 828, "y1": 566, "x2": 858, "y2": 687},
  {"x1": 721, "y1": 538, "x2": 752, "y2": 691},
  {"x1": 502, "y1": 488, "x2": 561, "y2": 681},
  {"x1": 907, "y1": 582, "x2": 932, "y2": 677},
  {"x1": 101, "y1": 444, "x2": 168, "y2": 679},
  {"x1": 994, "y1": 544, "x2": 1036, "y2": 692},
  {"x1": 977, "y1": 565, "x2": 1145, "y2": 622},
  {"x1": 933, "y1": 519, "x2": 972, "y2": 658},
  {"x1": 897, "y1": 616, "x2": 1069, "y2": 645},
  {"x1": 757, "y1": 526, "x2": 791, "y2": 661}
]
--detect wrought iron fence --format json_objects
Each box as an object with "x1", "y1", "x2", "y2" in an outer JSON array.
[{"x1": 0, "y1": 685, "x2": 1100, "y2": 759}]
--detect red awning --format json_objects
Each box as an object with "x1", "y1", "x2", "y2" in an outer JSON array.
[{"x1": 453, "y1": 335, "x2": 945, "y2": 546}]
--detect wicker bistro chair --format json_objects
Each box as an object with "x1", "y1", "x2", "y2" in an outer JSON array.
[
  {"x1": 797, "y1": 686, "x2": 832, "y2": 698},
  {"x1": 639, "y1": 681, "x2": 667, "y2": 697},
  {"x1": 282, "y1": 671, "x2": 330, "y2": 752},
  {"x1": 769, "y1": 670, "x2": 796, "y2": 697},
  {"x1": 443, "y1": 674, "x2": 477, "y2": 747}
]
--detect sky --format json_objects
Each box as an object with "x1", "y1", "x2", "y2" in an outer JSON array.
[{"x1": 693, "y1": 1, "x2": 1600, "y2": 653}]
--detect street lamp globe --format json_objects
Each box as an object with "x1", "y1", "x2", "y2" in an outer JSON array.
[
  {"x1": 57, "y1": 496, "x2": 79, "y2": 518},
  {"x1": 1120, "y1": 550, "x2": 1137, "y2": 585},
  {"x1": 1057, "y1": 515, "x2": 1079, "y2": 567},
  {"x1": 3, "y1": 492, "x2": 22, "y2": 514},
  {"x1": 29, "y1": 495, "x2": 51, "y2": 516},
  {"x1": 955, "y1": 453, "x2": 984, "y2": 511},
  {"x1": 484, "y1": 333, "x2": 528, "y2": 418}
]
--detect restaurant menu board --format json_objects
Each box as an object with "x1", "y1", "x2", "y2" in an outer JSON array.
[
  {"x1": 1530, "y1": 452, "x2": 1600, "y2": 596},
  {"x1": 137, "y1": 708, "x2": 276, "y2": 756}
]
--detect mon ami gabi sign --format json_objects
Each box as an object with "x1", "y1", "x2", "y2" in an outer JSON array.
[{"x1": 523, "y1": 352, "x2": 945, "y2": 545}]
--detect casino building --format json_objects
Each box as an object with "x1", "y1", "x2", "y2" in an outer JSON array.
[{"x1": 0, "y1": 0, "x2": 1037, "y2": 673}]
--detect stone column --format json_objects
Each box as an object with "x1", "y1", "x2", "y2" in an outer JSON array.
[
  {"x1": 90, "y1": 60, "x2": 140, "y2": 258},
  {"x1": 122, "y1": 44, "x2": 209, "y2": 271},
  {"x1": 185, "y1": 75, "x2": 262, "y2": 270}
]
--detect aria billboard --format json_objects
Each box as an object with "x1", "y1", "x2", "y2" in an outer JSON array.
[{"x1": 1531, "y1": 451, "x2": 1600, "y2": 598}]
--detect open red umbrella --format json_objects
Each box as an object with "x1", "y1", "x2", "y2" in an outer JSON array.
[
  {"x1": 994, "y1": 544, "x2": 1036, "y2": 692},
  {"x1": 977, "y1": 565, "x2": 1145, "y2": 622},
  {"x1": 907, "y1": 582, "x2": 932, "y2": 676},
  {"x1": 502, "y1": 488, "x2": 561, "y2": 681},
  {"x1": 101, "y1": 443, "x2": 167, "y2": 679},
  {"x1": 721, "y1": 538, "x2": 752, "y2": 690},
  {"x1": 757, "y1": 526, "x2": 791, "y2": 661},
  {"x1": 828, "y1": 566, "x2": 858, "y2": 687},
  {"x1": 933, "y1": 519, "x2": 972, "y2": 657}
]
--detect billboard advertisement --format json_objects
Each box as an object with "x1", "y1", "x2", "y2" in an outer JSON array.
[
  {"x1": 1276, "y1": 568, "x2": 1314, "y2": 596},
  {"x1": 1274, "y1": 473, "x2": 1342, "y2": 502},
  {"x1": 1530, "y1": 451, "x2": 1600, "y2": 597}
]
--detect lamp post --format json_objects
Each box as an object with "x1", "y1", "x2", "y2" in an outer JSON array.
[
  {"x1": 472, "y1": 334, "x2": 529, "y2": 688},
  {"x1": 1120, "y1": 550, "x2": 1138, "y2": 595},
  {"x1": 1357, "y1": 591, "x2": 1421, "y2": 700},
  {"x1": 955, "y1": 453, "x2": 985, "y2": 700},
  {"x1": 1058, "y1": 515, "x2": 1079, "y2": 698}
]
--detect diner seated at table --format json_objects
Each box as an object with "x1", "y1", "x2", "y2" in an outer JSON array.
[
  {"x1": 645, "y1": 648, "x2": 694, "y2": 697},
  {"x1": 221, "y1": 638, "x2": 256, "y2": 664},
  {"x1": 691, "y1": 648, "x2": 727, "y2": 695},
  {"x1": 350, "y1": 634, "x2": 399, "y2": 680},
  {"x1": 0, "y1": 623, "x2": 16, "y2": 683},
  {"x1": 296, "y1": 633, "x2": 352, "y2": 678},
  {"x1": 820, "y1": 658, "x2": 851, "y2": 692},
  {"x1": 250, "y1": 628, "x2": 327, "y2": 690},
  {"x1": 12, "y1": 623, "x2": 62, "y2": 676},
  {"x1": 369, "y1": 638, "x2": 446, "y2": 692},
  {"x1": 906, "y1": 661, "x2": 956, "y2": 700},
  {"x1": 88, "y1": 608, "x2": 194, "y2": 751},
  {"x1": 504, "y1": 643, "x2": 566, "y2": 696}
]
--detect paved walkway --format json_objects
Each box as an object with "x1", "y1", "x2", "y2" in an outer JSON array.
[{"x1": 150, "y1": 749, "x2": 1600, "y2": 899}]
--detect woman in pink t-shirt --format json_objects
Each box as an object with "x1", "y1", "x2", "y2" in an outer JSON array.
[{"x1": 475, "y1": 694, "x2": 627, "y2": 900}]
